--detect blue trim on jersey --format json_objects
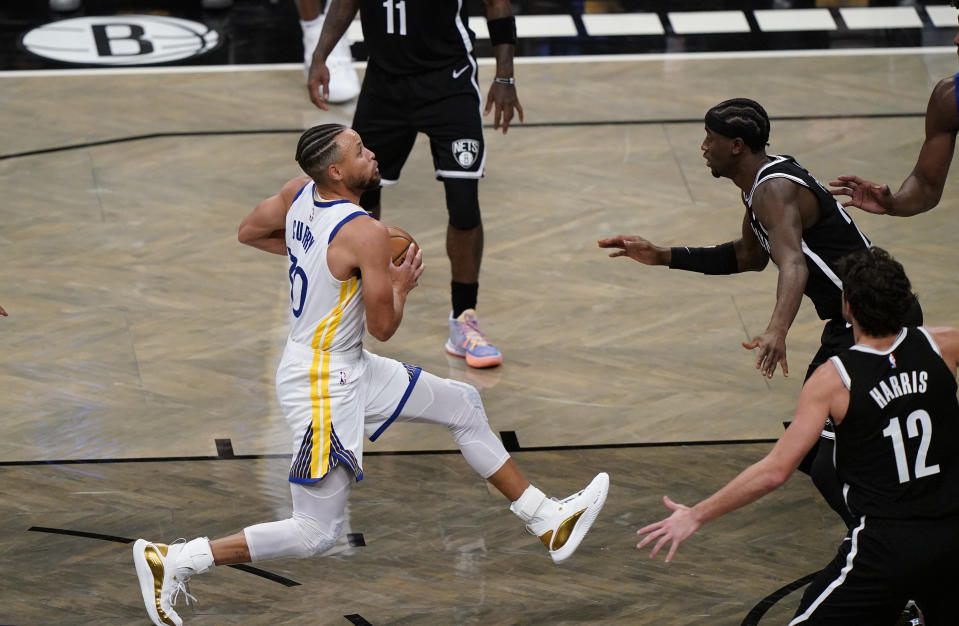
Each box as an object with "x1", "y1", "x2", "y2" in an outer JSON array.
[
  {"x1": 369, "y1": 365, "x2": 422, "y2": 442},
  {"x1": 328, "y1": 210, "x2": 369, "y2": 244},
  {"x1": 291, "y1": 181, "x2": 311, "y2": 206},
  {"x1": 313, "y1": 198, "x2": 353, "y2": 208},
  {"x1": 953, "y1": 72, "x2": 959, "y2": 119}
]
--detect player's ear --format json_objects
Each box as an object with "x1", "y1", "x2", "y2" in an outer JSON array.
[
  {"x1": 328, "y1": 163, "x2": 342, "y2": 182},
  {"x1": 731, "y1": 137, "x2": 745, "y2": 155}
]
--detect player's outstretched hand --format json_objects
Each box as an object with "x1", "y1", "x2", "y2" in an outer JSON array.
[
  {"x1": 597, "y1": 235, "x2": 670, "y2": 266},
  {"x1": 0, "y1": 304, "x2": 6, "y2": 316},
  {"x1": 389, "y1": 243, "x2": 424, "y2": 295},
  {"x1": 306, "y1": 56, "x2": 332, "y2": 111},
  {"x1": 743, "y1": 329, "x2": 788, "y2": 379},
  {"x1": 484, "y1": 82, "x2": 524, "y2": 134},
  {"x1": 636, "y1": 496, "x2": 700, "y2": 563},
  {"x1": 829, "y1": 175, "x2": 893, "y2": 215}
]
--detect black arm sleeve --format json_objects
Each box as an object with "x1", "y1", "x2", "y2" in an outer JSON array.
[{"x1": 668, "y1": 242, "x2": 739, "y2": 275}]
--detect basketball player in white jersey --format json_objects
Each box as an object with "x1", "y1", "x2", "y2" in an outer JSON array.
[{"x1": 131, "y1": 124, "x2": 609, "y2": 626}]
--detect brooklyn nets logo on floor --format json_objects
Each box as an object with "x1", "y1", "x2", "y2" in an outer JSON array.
[{"x1": 22, "y1": 16, "x2": 219, "y2": 66}]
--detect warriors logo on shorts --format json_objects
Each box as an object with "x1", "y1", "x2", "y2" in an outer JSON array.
[{"x1": 452, "y1": 139, "x2": 479, "y2": 169}]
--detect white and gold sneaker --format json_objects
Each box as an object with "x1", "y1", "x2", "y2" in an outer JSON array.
[
  {"x1": 133, "y1": 537, "x2": 211, "y2": 626},
  {"x1": 513, "y1": 473, "x2": 609, "y2": 564}
]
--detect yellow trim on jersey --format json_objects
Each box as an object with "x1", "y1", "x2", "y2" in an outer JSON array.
[{"x1": 307, "y1": 277, "x2": 359, "y2": 479}]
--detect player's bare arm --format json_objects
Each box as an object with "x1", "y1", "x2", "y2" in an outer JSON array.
[
  {"x1": 636, "y1": 361, "x2": 839, "y2": 562},
  {"x1": 482, "y1": 0, "x2": 523, "y2": 134},
  {"x1": 328, "y1": 215, "x2": 424, "y2": 341},
  {"x1": 742, "y1": 181, "x2": 808, "y2": 378},
  {"x1": 238, "y1": 175, "x2": 312, "y2": 255},
  {"x1": 597, "y1": 235, "x2": 670, "y2": 265},
  {"x1": 732, "y1": 212, "x2": 769, "y2": 272},
  {"x1": 830, "y1": 77, "x2": 959, "y2": 216},
  {"x1": 928, "y1": 326, "x2": 959, "y2": 377},
  {"x1": 307, "y1": 0, "x2": 361, "y2": 110}
]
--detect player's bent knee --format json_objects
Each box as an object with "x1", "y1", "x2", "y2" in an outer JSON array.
[
  {"x1": 294, "y1": 515, "x2": 343, "y2": 559},
  {"x1": 443, "y1": 178, "x2": 481, "y2": 230}
]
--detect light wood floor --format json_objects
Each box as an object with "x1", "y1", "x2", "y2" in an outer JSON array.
[{"x1": 2, "y1": 50, "x2": 958, "y2": 624}]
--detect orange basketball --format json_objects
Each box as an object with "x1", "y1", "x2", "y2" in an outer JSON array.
[{"x1": 387, "y1": 225, "x2": 417, "y2": 266}]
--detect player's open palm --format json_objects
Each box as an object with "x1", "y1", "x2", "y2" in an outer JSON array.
[
  {"x1": 636, "y1": 496, "x2": 700, "y2": 563},
  {"x1": 598, "y1": 235, "x2": 669, "y2": 266},
  {"x1": 829, "y1": 175, "x2": 894, "y2": 215},
  {"x1": 743, "y1": 328, "x2": 788, "y2": 378}
]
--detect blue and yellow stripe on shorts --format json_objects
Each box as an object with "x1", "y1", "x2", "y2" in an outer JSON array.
[{"x1": 289, "y1": 276, "x2": 362, "y2": 484}]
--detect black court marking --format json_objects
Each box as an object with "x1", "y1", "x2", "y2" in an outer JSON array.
[
  {"x1": 27, "y1": 526, "x2": 300, "y2": 587},
  {"x1": 347, "y1": 533, "x2": 366, "y2": 547},
  {"x1": 0, "y1": 438, "x2": 779, "y2": 467},
  {"x1": 215, "y1": 438, "x2": 235, "y2": 458},
  {"x1": 0, "y1": 111, "x2": 925, "y2": 161},
  {"x1": 741, "y1": 571, "x2": 819, "y2": 625},
  {"x1": 344, "y1": 615, "x2": 373, "y2": 625},
  {"x1": 499, "y1": 430, "x2": 521, "y2": 452}
]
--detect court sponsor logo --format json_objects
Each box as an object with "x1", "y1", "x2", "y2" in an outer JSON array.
[
  {"x1": 452, "y1": 139, "x2": 479, "y2": 169},
  {"x1": 22, "y1": 16, "x2": 219, "y2": 66}
]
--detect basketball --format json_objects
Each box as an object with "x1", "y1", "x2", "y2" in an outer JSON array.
[{"x1": 387, "y1": 225, "x2": 417, "y2": 266}]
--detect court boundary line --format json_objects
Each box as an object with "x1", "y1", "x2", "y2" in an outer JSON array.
[
  {"x1": 0, "y1": 111, "x2": 926, "y2": 161},
  {"x1": 0, "y1": 45, "x2": 953, "y2": 79},
  {"x1": 0, "y1": 437, "x2": 778, "y2": 467}
]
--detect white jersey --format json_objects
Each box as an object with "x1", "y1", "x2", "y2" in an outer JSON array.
[{"x1": 285, "y1": 181, "x2": 369, "y2": 352}]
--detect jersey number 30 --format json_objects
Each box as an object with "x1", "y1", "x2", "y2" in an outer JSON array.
[
  {"x1": 288, "y1": 249, "x2": 308, "y2": 318},
  {"x1": 881, "y1": 409, "x2": 941, "y2": 484}
]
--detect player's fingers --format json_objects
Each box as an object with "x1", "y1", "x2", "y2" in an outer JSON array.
[
  {"x1": 780, "y1": 358, "x2": 789, "y2": 377},
  {"x1": 665, "y1": 541, "x2": 680, "y2": 563},
  {"x1": 650, "y1": 534, "x2": 671, "y2": 559},
  {"x1": 515, "y1": 101, "x2": 524, "y2": 123},
  {"x1": 608, "y1": 251, "x2": 625, "y2": 258},
  {"x1": 742, "y1": 340, "x2": 758, "y2": 350}
]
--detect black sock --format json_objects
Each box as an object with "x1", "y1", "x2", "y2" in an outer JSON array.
[{"x1": 451, "y1": 282, "x2": 478, "y2": 318}]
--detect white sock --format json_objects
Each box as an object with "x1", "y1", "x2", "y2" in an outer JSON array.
[
  {"x1": 176, "y1": 537, "x2": 215, "y2": 579},
  {"x1": 300, "y1": 14, "x2": 324, "y2": 31},
  {"x1": 509, "y1": 485, "x2": 554, "y2": 522}
]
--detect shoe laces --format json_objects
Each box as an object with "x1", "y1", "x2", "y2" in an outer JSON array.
[
  {"x1": 170, "y1": 578, "x2": 197, "y2": 609},
  {"x1": 456, "y1": 315, "x2": 491, "y2": 349}
]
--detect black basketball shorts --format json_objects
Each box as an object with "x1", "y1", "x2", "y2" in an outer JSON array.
[{"x1": 352, "y1": 59, "x2": 485, "y2": 184}]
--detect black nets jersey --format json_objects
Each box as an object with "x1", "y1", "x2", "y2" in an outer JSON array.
[
  {"x1": 360, "y1": 0, "x2": 476, "y2": 74},
  {"x1": 743, "y1": 155, "x2": 872, "y2": 320},
  {"x1": 831, "y1": 328, "x2": 959, "y2": 520}
]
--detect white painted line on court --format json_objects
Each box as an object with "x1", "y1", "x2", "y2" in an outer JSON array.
[
  {"x1": 668, "y1": 11, "x2": 750, "y2": 35},
  {"x1": 514, "y1": 15, "x2": 578, "y2": 38},
  {"x1": 1, "y1": 46, "x2": 955, "y2": 79},
  {"x1": 470, "y1": 16, "x2": 489, "y2": 40},
  {"x1": 346, "y1": 20, "x2": 364, "y2": 42},
  {"x1": 581, "y1": 13, "x2": 664, "y2": 37},
  {"x1": 925, "y1": 5, "x2": 959, "y2": 28},
  {"x1": 754, "y1": 9, "x2": 837, "y2": 33},
  {"x1": 839, "y1": 7, "x2": 923, "y2": 30}
]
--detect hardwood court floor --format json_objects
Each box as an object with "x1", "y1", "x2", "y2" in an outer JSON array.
[
  {"x1": 1, "y1": 446, "x2": 844, "y2": 625},
  {"x1": 1, "y1": 49, "x2": 958, "y2": 624}
]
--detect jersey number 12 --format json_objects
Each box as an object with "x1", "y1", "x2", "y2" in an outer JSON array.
[
  {"x1": 382, "y1": 0, "x2": 407, "y2": 35},
  {"x1": 881, "y1": 410, "x2": 940, "y2": 484}
]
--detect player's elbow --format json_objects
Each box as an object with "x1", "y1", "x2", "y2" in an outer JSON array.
[
  {"x1": 366, "y1": 316, "x2": 397, "y2": 342},
  {"x1": 238, "y1": 223, "x2": 256, "y2": 246}
]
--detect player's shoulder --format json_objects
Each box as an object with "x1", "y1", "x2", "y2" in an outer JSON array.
[
  {"x1": 280, "y1": 175, "x2": 314, "y2": 204},
  {"x1": 927, "y1": 76, "x2": 959, "y2": 128},
  {"x1": 922, "y1": 326, "x2": 959, "y2": 357}
]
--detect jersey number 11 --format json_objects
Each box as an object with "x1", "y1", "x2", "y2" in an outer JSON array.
[{"x1": 383, "y1": 0, "x2": 407, "y2": 35}]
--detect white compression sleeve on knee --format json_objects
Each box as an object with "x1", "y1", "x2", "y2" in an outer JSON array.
[
  {"x1": 243, "y1": 467, "x2": 352, "y2": 562},
  {"x1": 401, "y1": 372, "x2": 510, "y2": 478}
]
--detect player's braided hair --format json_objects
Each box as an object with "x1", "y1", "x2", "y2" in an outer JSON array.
[
  {"x1": 705, "y1": 98, "x2": 770, "y2": 151},
  {"x1": 836, "y1": 247, "x2": 918, "y2": 337},
  {"x1": 295, "y1": 123, "x2": 348, "y2": 180}
]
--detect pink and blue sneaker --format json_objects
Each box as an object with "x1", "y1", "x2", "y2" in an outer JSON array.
[{"x1": 445, "y1": 309, "x2": 502, "y2": 368}]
